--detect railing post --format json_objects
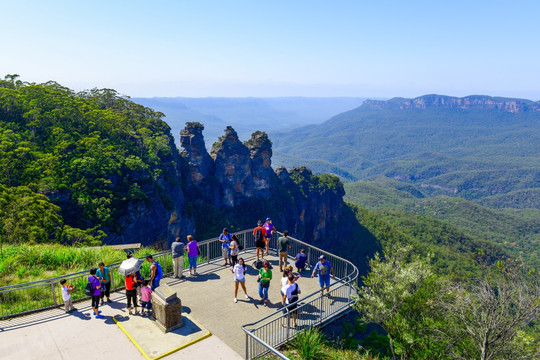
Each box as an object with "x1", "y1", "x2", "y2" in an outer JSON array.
[
  {"x1": 245, "y1": 332, "x2": 249, "y2": 360},
  {"x1": 51, "y1": 281, "x2": 57, "y2": 306},
  {"x1": 286, "y1": 308, "x2": 291, "y2": 342},
  {"x1": 207, "y1": 242, "x2": 210, "y2": 264}
]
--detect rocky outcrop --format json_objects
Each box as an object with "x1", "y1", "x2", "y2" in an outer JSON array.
[
  {"x1": 179, "y1": 125, "x2": 349, "y2": 246},
  {"x1": 180, "y1": 122, "x2": 214, "y2": 186},
  {"x1": 363, "y1": 95, "x2": 540, "y2": 113}
]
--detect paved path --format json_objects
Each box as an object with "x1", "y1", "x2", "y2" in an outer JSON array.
[{"x1": 0, "y1": 250, "x2": 321, "y2": 360}]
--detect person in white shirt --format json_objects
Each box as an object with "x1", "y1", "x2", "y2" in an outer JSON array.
[
  {"x1": 231, "y1": 258, "x2": 249, "y2": 303},
  {"x1": 282, "y1": 274, "x2": 301, "y2": 328}
]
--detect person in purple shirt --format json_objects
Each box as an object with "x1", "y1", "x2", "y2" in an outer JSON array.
[
  {"x1": 263, "y1": 218, "x2": 275, "y2": 256},
  {"x1": 186, "y1": 235, "x2": 200, "y2": 276},
  {"x1": 89, "y1": 268, "x2": 103, "y2": 319}
]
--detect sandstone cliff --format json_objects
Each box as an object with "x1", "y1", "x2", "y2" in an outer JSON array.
[
  {"x1": 180, "y1": 124, "x2": 350, "y2": 248},
  {"x1": 363, "y1": 94, "x2": 540, "y2": 113}
]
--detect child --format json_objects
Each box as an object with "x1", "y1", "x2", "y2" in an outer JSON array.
[
  {"x1": 60, "y1": 279, "x2": 75, "y2": 313},
  {"x1": 140, "y1": 280, "x2": 153, "y2": 316}
]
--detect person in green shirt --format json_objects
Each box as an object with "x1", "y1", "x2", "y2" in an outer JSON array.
[
  {"x1": 277, "y1": 230, "x2": 292, "y2": 272},
  {"x1": 258, "y1": 261, "x2": 272, "y2": 306},
  {"x1": 97, "y1": 262, "x2": 111, "y2": 305}
]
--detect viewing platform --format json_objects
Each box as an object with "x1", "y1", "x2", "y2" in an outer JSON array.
[{"x1": 0, "y1": 230, "x2": 358, "y2": 360}]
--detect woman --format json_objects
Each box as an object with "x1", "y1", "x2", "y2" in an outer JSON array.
[
  {"x1": 280, "y1": 268, "x2": 290, "y2": 297},
  {"x1": 229, "y1": 235, "x2": 240, "y2": 266},
  {"x1": 258, "y1": 261, "x2": 272, "y2": 306},
  {"x1": 88, "y1": 268, "x2": 103, "y2": 319},
  {"x1": 186, "y1": 235, "x2": 199, "y2": 276},
  {"x1": 125, "y1": 271, "x2": 139, "y2": 315},
  {"x1": 231, "y1": 257, "x2": 249, "y2": 303}
]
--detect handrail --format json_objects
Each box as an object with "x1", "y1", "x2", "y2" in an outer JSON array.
[{"x1": 242, "y1": 232, "x2": 358, "y2": 359}]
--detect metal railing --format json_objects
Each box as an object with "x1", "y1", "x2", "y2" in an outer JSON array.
[
  {"x1": 242, "y1": 233, "x2": 359, "y2": 360},
  {"x1": 0, "y1": 229, "x2": 358, "y2": 360},
  {"x1": 0, "y1": 229, "x2": 253, "y2": 319}
]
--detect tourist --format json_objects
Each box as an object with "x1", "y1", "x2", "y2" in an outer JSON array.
[
  {"x1": 277, "y1": 230, "x2": 291, "y2": 271},
  {"x1": 60, "y1": 279, "x2": 75, "y2": 313},
  {"x1": 263, "y1": 218, "x2": 275, "y2": 256},
  {"x1": 294, "y1": 249, "x2": 308, "y2": 272},
  {"x1": 125, "y1": 271, "x2": 139, "y2": 315},
  {"x1": 88, "y1": 268, "x2": 103, "y2": 319},
  {"x1": 311, "y1": 255, "x2": 335, "y2": 296},
  {"x1": 231, "y1": 257, "x2": 249, "y2": 303},
  {"x1": 229, "y1": 234, "x2": 240, "y2": 266},
  {"x1": 219, "y1": 228, "x2": 232, "y2": 266},
  {"x1": 282, "y1": 274, "x2": 301, "y2": 328},
  {"x1": 285, "y1": 265, "x2": 300, "y2": 281},
  {"x1": 96, "y1": 262, "x2": 112, "y2": 305},
  {"x1": 146, "y1": 255, "x2": 163, "y2": 291},
  {"x1": 280, "y1": 268, "x2": 290, "y2": 298},
  {"x1": 186, "y1": 235, "x2": 199, "y2": 276},
  {"x1": 253, "y1": 220, "x2": 266, "y2": 261},
  {"x1": 127, "y1": 252, "x2": 143, "y2": 300},
  {"x1": 258, "y1": 261, "x2": 272, "y2": 306},
  {"x1": 140, "y1": 280, "x2": 153, "y2": 316},
  {"x1": 171, "y1": 237, "x2": 185, "y2": 279}
]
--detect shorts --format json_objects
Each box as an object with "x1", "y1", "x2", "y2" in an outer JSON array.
[
  {"x1": 234, "y1": 278, "x2": 246, "y2": 282},
  {"x1": 256, "y1": 241, "x2": 265, "y2": 249},
  {"x1": 222, "y1": 247, "x2": 230, "y2": 257},
  {"x1": 141, "y1": 301, "x2": 152, "y2": 310},
  {"x1": 318, "y1": 276, "x2": 330, "y2": 288},
  {"x1": 286, "y1": 297, "x2": 299, "y2": 311}
]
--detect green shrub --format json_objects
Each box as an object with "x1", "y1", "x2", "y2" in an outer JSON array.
[{"x1": 293, "y1": 328, "x2": 327, "y2": 360}]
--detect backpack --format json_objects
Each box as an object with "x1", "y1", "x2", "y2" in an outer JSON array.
[
  {"x1": 254, "y1": 227, "x2": 263, "y2": 243},
  {"x1": 85, "y1": 280, "x2": 94, "y2": 296},
  {"x1": 253, "y1": 260, "x2": 263, "y2": 270}
]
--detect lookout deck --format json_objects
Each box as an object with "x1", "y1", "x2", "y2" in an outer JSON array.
[{"x1": 0, "y1": 250, "x2": 323, "y2": 360}]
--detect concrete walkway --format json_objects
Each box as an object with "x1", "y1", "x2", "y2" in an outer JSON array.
[{"x1": 0, "y1": 250, "x2": 321, "y2": 360}]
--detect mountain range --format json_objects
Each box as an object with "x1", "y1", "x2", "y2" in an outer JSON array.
[
  {"x1": 132, "y1": 96, "x2": 368, "y2": 147},
  {"x1": 271, "y1": 94, "x2": 540, "y2": 209}
]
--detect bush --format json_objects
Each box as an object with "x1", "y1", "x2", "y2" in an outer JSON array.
[{"x1": 292, "y1": 328, "x2": 327, "y2": 360}]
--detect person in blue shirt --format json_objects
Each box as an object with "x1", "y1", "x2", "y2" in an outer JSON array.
[
  {"x1": 311, "y1": 255, "x2": 335, "y2": 296},
  {"x1": 146, "y1": 255, "x2": 162, "y2": 290},
  {"x1": 294, "y1": 249, "x2": 308, "y2": 272},
  {"x1": 219, "y1": 228, "x2": 232, "y2": 266}
]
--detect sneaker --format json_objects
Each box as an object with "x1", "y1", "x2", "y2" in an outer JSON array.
[
  {"x1": 234, "y1": 298, "x2": 238, "y2": 303},
  {"x1": 263, "y1": 302, "x2": 267, "y2": 307},
  {"x1": 95, "y1": 314, "x2": 104, "y2": 319},
  {"x1": 245, "y1": 294, "x2": 249, "y2": 299},
  {"x1": 107, "y1": 299, "x2": 112, "y2": 303},
  {"x1": 194, "y1": 272, "x2": 198, "y2": 276}
]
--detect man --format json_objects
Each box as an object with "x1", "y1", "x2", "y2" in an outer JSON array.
[
  {"x1": 277, "y1": 230, "x2": 292, "y2": 271},
  {"x1": 96, "y1": 262, "x2": 112, "y2": 305},
  {"x1": 282, "y1": 273, "x2": 301, "y2": 328},
  {"x1": 253, "y1": 220, "x2": 266, "y2": 261},
  {"x1": 146, "y1": 255, "x2": 163, "y2": 291},
  {"x1": 219, "y1": 228, "x2": 232, "y2": 266},
  {"x1": 263, "y1": 218, "x2": 275, "y2": 256},
  {"x1": 311, "y1": 255, "x2": 335, "y2": 296},
  {"x1": 294, "y1": 249, "x2": 307, "y2": 272},
  {"x1": 171, "y1": 237, "x2": 185, "y2": 279}
]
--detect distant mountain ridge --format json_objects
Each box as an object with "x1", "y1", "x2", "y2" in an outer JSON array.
[
  {"x1": 363, "y1": 94, "x2": 540, "y2": 113},
  {"x1": 271, "y1": 94, "x2": 540, "y2": 209}
]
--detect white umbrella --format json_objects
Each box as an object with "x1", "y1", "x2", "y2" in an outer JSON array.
[{"x1": 117, "y1": 257, "x2": 143, "y2": 276}]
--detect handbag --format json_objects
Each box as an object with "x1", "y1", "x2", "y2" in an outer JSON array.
[{"x1": 261, "y1": 281, "x2": 270, "y2": 288}]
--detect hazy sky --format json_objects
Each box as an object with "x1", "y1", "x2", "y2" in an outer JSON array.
[{"x1": 1, "y1": 1, "x2": 539, "y2": 99}]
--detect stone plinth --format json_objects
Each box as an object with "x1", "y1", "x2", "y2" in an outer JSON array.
[{"x1": 151, "y1": 285, "x2": 183, "y2": 333}]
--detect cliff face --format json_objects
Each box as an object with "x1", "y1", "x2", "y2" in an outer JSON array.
[
  {"x1": 105, "y1": 135, "x2": 194, "y2": 247},
  {"x1": 180, "y1": 124, "x2": 349, "y2": 247},
  {"x1": 363, "y1": 95, "x2": 540, "y2": 113}
]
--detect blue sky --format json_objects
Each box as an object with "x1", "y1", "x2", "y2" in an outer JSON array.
[{"x1": 1, "y1": 0, "x2": 539, "y2": 99}]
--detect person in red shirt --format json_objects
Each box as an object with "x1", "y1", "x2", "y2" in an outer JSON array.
[
  {"x1": 125, "y1": 272, "x2": 139, "y2": 315},
  {"x1": 253, "y1": 220, "x2": 267, "y2": 261}
]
